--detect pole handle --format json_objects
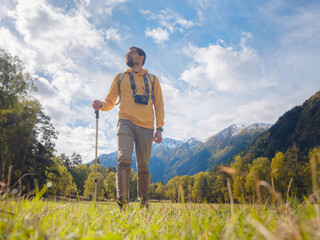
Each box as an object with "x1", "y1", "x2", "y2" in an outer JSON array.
[{"x1": 95, "y1": 110, "x2": 99, "y2": 118}]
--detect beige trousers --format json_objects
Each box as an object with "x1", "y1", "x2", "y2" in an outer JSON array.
[{"x1": 116, "y1": 119, "x2": 154, "y2": 203}]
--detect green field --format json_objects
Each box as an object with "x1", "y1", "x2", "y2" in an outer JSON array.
[{"x1": 1, "y1": 198, "x2": 320, "y2": 239}]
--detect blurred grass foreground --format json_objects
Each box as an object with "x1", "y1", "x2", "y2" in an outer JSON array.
[{"x1": 1, "y1": 198, "x2": 320, "y2": 239}]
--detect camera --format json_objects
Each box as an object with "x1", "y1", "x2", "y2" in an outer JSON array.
[{"x1": 134, "y1": 94, "x2": 149, "y2": 105}]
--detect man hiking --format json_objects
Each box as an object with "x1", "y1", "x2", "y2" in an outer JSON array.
[{"x1": 92, "y1": 47, "x2": 165, "y2": 209}]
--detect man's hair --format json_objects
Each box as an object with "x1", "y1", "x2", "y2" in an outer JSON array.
[{"x1": 129, "y1": 46, "x2": 146, "y2": 66}]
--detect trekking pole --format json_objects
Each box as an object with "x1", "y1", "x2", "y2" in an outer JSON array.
[{"x1": 94, "y1": 110, "x2": 99, "y2": 206}]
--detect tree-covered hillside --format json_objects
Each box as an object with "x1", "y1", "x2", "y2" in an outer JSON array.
[{"x1": 241, "y1": 91, "x2": 320, "y2": 160}]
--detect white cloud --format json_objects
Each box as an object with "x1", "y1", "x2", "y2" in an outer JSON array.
[
  {"x1": 262, "y1": 1, "x2": 320, "y2": 48},
  {"x1": 145, "y1": 27, "x2": 170, "y2": 44},
  {"x1": 0, "y1": 0, "x2": 128, "y2": 162},
  {"x1": 0, "y1": 27, "x2": 38, "y2": 72},
  {"x1": 179, "y1": 35, "x2": 272, "y2": 93},
  {"x1": 234, "y1": 99, "x2": 292, "y2": 124},
  {"x1": 140, "y1": 9, "x2": 151, "y2": 15},
  {"x1": 142, "y1": 8, "x2": 195, "y2": 43},
  {"x1": 195, "y1": 98, "x2": 292, "y2": 140},
  {"x1": 9, "y1": 0, "x2": 103, "y2": 60},
  {"x1": 161, "y1": 72, "x2": 295, "y2": 142},
  {"x1": 75, "y1": 0, "x2": 128, "y2": 17},
  {"x1": 0, "y1": 0, "x2": 12, "y2": 19},
  {"x1": 54, "y1": 125, "x2": 112, "y2": 163},
  {"x1": 35, "y1": 77, "x2": 57, "y2": 98},
  {"x1": 2, "y1": 0, "x2": 319, "y2": 164},
  {"x1": 90, "y1": 0, "x2": 128, "y2": 7},
  {"x1": 105, "y1": 27, "x2": 121, "y2": 42},
  {"x1": 189, "y1": 0, "x2": 212, "y2": 9}
]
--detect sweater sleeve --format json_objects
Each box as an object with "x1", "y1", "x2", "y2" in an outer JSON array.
[
  {"x1": 100, "y1": 74, "x2": 119, "y2": 111},
  {"x1": 153, "y1": 76, "x2": 165, "y2": 128}
]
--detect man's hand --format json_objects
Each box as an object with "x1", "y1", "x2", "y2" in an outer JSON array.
[
  {"x1": 92, "y1": 100, "x2": 102, "y2": 111},
  {"x1": 153, "y1": 129, "x2": 163, "y2": 143}
]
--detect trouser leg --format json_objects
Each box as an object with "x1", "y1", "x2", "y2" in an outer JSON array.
[
  {"x1": 135, "y1": 125, "x2": 154, "y2": 202},
  {"x1": 116, "y1": 119, "x2": 134, "y2": 205}
]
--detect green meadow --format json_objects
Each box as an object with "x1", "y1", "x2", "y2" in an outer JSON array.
[
  {"x1": 1, "y1": 198, "x2": 320, "y2": 239},
  {"x1": 2, "y1": 41, "x2": 320, "y2": 240}
]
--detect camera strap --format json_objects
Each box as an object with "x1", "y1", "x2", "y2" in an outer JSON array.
[
  {"x1": 128, "y1": 73, "x2": 150, "y2": 97},
  {"x1": 116, "y1": 72, "x2": 155, "y2": 105}
]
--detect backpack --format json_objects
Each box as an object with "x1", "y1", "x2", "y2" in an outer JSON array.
[{"x1": 115, "y1": 72, "x2": 155, "y2": 105}]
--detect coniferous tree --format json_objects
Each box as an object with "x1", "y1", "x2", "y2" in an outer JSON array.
[{"x1": 284, "y1": 148, "x2": 307, "y2": 199}]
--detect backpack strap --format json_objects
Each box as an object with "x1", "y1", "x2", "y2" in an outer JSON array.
[
  {"x1": 148, "y1": 73, "x2": 155, "y2": 104},
  {"x1": 115, "y1": 72, "x2": 126, "y2": 106}
]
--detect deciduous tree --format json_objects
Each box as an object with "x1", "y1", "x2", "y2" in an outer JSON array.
[
  {"x1": 84, "y1": 172, "x2": 105, "y2": 200},
  {"x1": 47, "y1": 165, "x2": 76, "y2": 197},
  {"x1": 0, "y1": 49, "x2": 57, "y2": 189},
  {"x1": 104, "y1": 171, "x2": 116, "y2": 199}
]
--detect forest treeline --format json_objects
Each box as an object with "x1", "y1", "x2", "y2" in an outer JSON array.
[
  {"x1": 13, "y1": 146, "x2": 319, "y2": 204},
  {"x1": 1, "y1": 49, "x2": 320, "y2": 203}
]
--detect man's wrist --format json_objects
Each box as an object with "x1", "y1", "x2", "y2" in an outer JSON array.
[
  {"x1": 99, "y1": 102, "x2": 103, "y2": 109},
  {"x1": 156, "y1": 127, "x2": 163, "y2": 132}
]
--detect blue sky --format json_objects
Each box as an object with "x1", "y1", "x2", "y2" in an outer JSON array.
[{"x1": 1, "y1": 0, "x2": 320, "y2": 163}]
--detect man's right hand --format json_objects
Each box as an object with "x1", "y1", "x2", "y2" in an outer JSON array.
[{"x1": 92, "y1": 100, "x2": 103, "y2": 111}]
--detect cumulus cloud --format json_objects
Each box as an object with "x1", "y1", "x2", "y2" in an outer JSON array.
[
  {"x1": 2, "y1": 0, "x2": 318, "y2": 163},
  {"x1": 0, "y1": 0, "x2": 14, "y2": 19},
  {"x1": 55, "y1": 125, "x2": 112, "y2": 162},
  {"x1": 0, "y1": 0, "x2": 128, "y2": 162},
  {"x1": 89, "y1": 0, "x2": 128, "y2": 8},
  {"x1": 179, "y1": 35, "x2": 272, "y2": 93},
  {"x1": 161, "y1": 73, "x2": 293, "y2": 142},
  {"x1": 157, "y1": 48, "x2": 291, "y2": 142},
  {"x1": 9, "y1": 0, "x2": 102, "y2": 63},
  {"x1": 35, "y1": 77, "x2": 57, "y2": 98},
  {"x1": 145, "y1": 27, "x2": 170, "y2": 44},
  {"x1": 142, "y1": 8, "x2": 195, "y2": 43},
  {"x1": 105, "y1": 27, "x2": 122, "y2": 42},
  {"x1": 0, "y1": 27, "x2": 38, "y2": 72}
]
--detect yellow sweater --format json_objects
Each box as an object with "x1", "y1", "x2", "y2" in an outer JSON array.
[{"x1": 100, "y1": 69, "x2": 165, "y2": 130}]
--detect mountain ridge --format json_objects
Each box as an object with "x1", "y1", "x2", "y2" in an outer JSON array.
[
  {"x1": 161, "y1": 123, "x2": 271, "y2": 182},
  {"x1": 238, "y1": 90, "x2": 320, "y2": 160},
  {"x1": 96, "y1": 123, "x2": 271, "y2": 183}
]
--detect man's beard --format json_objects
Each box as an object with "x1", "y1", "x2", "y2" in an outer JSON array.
[{"x1": 126, "y1": 57, "x2": 138, "y2": 68}]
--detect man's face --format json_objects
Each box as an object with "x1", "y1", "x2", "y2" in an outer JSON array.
[{"x1": 126, "y1": 49, "x2": 140, "y2": 67}]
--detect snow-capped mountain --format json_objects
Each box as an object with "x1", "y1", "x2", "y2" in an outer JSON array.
[
  {"x1": 151, "y1": 137, "x2": 202, "y2": 150},
  {"x1": 185, "y1": 137, "x2": 202, "y2": 147},
  {"x1": 152, "y1": 138, "x2": 184, "y2": 150},
  {"x1": 213, "y1": 123, "x2": 272, "y2": 139},
  {"x1": 161, "y1": 123, "x2": 272, "y2": 182},
  {"x1": 96, "y1": 123, "x2": 271, "y2": 183}
]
